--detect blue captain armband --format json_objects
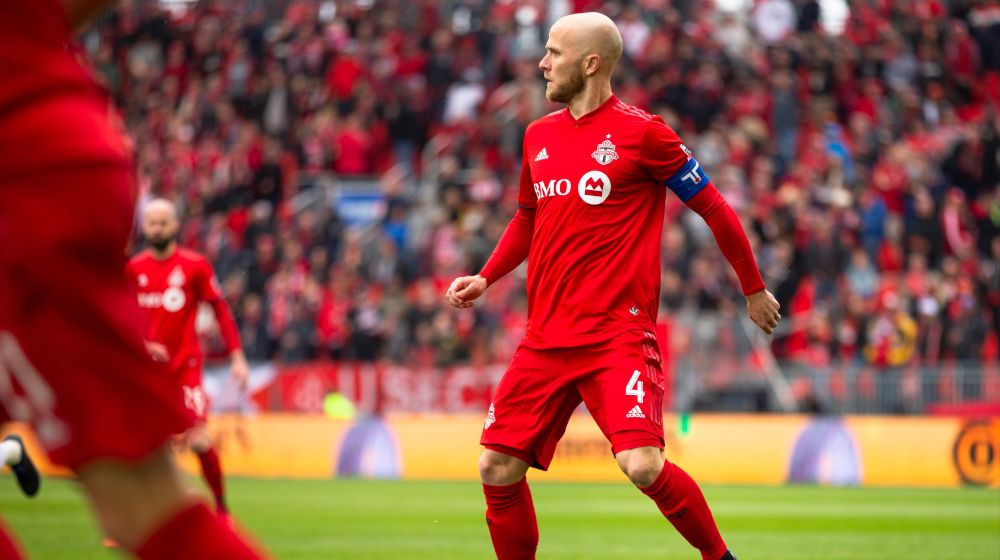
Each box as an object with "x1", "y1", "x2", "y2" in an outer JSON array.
[{"x1": 664, "y1": 158, "x2": 710, "y2": 202}]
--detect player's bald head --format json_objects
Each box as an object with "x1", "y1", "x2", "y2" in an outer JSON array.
[
  {"x1": 142, "y1": 198, "x2": 180, "y2": 252},
  {"x1": 550, "y1": 12, "x2": 623, "y2": 75},
  {"x1": 143, "y1": 198, "x2": 178, "y2": 223}
]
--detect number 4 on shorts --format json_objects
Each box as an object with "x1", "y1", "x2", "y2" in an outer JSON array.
[{"x1": 626, "y1": 370, "x2": 645, "y2": 404}]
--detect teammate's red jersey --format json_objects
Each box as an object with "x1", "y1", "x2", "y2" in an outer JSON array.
[
  {"x1": 506, "y1": 96, "x2": 714, "y2": 348},
  {"x1": 127, "y1": 248, "x2": 240, "y2": 376}
]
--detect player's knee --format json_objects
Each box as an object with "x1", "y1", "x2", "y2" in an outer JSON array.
[
  {"x1": 78, "y1": 447, "x2": 192, "y2": 548},
  {"x1": 616, "y1": 448, "x2": 664, "y2": 488},
  {"x1": 187, "y1": 428, "x2": 212, "y2": 453},
  {"x1": 478, "y1": 450, "x2": 527, "y2": 485}
]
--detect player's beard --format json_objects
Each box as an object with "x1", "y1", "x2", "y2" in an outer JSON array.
[
  {"x1": 147, "y1": 233, "x2": 176, "y2": 252},
  {"x1": 546, "y1": 65, "x2": 586, "y2": 104}
]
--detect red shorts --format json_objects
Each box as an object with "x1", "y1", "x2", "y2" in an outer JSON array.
[
  {"x1": 177, "y1": 367, "x2": 209, "y2": 424},
  {"x1": 481, "y1": 330, "x2": 665, "y2": 470},
  {"x1": 0, "y1": 0, "x2": 191, "y2": 470}
]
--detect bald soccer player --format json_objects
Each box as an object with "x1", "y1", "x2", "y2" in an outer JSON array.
[
  {"x1": 127, "y1": 199, "x2": 248, "y2": 522},
  {"x1": 0, "y1": 1, "x2": 264, "y2": 558},
  {"x1": 446, "y1": 12, "x2": 781, "y2": 560}
]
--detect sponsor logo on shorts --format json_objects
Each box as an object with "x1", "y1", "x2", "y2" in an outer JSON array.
[
  {"x1": 629, "y1": 306, "x2": 639, "y2": 316},
  {"x1": 626, "y1": 405, "x2": 645, "y2": 419},
  {"x1": 484, "y1": 403, "x2": 496, "y2": 429}
]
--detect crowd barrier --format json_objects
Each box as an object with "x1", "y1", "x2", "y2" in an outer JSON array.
[
  {"x1": 6, "y1": 414, "x2": 995, "y2": 488},
  {"x1": 186, "y1": 413, "x2": 997, "y2": 488}
]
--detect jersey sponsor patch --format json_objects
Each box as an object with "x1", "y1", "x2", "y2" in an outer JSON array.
[
  {"x1": 664, "y1": 157, "x2": 710, "y2": 202},
  {"x1": 578, "y1": 171, "x2": 612, "y2": 205}
]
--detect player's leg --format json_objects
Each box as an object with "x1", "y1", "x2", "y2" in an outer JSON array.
[
  {"x1": 187, "y1": 424, "x2": 228, "y2": 516},
  {"x1": 479, "y1": 346, "x2": 582, "y2": 560},
  {"x1": 479, "y1": 449, "x2": 535, "y2": 560},
  {"x1": 181, "y1": 382, "x2": 229, "y2": 516},
  {"x1": 0, "y1": 434, "x2": 40, "y2": 497},
  {"x1": 579, "y1": 330, "x2": 733, "y2": 560},
  {"x1": 616, "y1": 447, "x2": 733, "y2": 560},
  {"x1": 77, "y1": 446, "x2": 261, "y2": 558}
]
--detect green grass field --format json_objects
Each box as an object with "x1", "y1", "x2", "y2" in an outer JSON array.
[{"x1": 1, "y1": 476, "x2": 997, "y2": 559}]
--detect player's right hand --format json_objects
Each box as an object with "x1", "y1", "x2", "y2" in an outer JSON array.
[
  {"x1": 144, "y1": 340, "x2": 170, "y2": 362},
  {"x1": 445, "y1": 275, "x2": 488, "y2": 309}
]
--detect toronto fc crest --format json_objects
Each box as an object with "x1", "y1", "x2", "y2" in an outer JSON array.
[{"x1": 591, "y1": 134, "x2": 619, "y2": 165}]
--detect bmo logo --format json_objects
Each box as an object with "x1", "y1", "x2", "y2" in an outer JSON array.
[
  {"x1": 578, "y1": 170, "x2": 611, "y2": 205},
  {"x1": 533, "y1": 178, "x2": 572, "y2": 199},
  {"x1": 533, "y1": 171, "x2": 613, "y2": 205}
]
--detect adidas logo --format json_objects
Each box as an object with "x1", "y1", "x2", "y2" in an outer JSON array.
[
  {"x1": 534, "y1": 148, "x2": 549, "y2": 162},
  {"x1": 626, "y1": 405, "x2": 645, "y2": 419}
]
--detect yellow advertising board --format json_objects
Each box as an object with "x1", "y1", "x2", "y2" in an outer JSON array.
[{"x1": 3, "y1": 414, "x2": 997, "y2": 488}]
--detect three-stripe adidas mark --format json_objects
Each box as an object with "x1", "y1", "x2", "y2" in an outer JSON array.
[
  {"x1": 626, "y1": 405, "x2": 645, "y2": 419},
  {"x1": 534, "y1": 148, "x2": 549, "y2": 162}
]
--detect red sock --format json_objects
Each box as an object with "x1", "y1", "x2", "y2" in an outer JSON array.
[
  {"x1": 482, "y1": 477, "x2": 538, "y2": 560},
  {"x1": 640, "y1": 460, "x2": 728, "y2": 560},
  {"x1": 196, "y1": 449, "x2": 227, "y2": 514},
  {"x1": 0, "y1": 520, "x2": 24, "y2": 560},
  {"x1": 135, "y1": 502, "x2": 264, "y2": 560}
]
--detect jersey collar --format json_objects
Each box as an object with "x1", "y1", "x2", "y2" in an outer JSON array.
[{"x1": 563, "y1": 94, "x2": 619, "y2": 125}]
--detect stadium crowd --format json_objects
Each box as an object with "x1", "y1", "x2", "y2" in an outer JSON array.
[{"x1": 84, "y1": 0, "x2": 1000, "y2": 372}]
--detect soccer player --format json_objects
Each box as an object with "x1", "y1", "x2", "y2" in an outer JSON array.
[
  {"x1": 0, "y1": 1, "x2": 264, "y2": 558},
  {"x1": 127, "y1": 198, "x2": 248, "y2": 521},
  {"x1": 445, "y1": 12, "x2": 782, "y2": 560}
]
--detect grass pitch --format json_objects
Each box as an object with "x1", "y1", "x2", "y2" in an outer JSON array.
[{"x1": 0, "y1": 476, "x2": 997, "y2": 559}]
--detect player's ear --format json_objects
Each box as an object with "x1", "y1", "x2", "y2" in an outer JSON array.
[{"x1": 584, "y1": 54, "x2": 601, "y2": 76}]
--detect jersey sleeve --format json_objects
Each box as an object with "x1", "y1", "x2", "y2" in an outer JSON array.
[
  {"x1": 196, "y1": 257, "x2": 242, "y2": 353},
  {"x1": 195, "y1": 257, "x2": 225, "y2": 302},
  {"x1": 640, "y1": 118, "x2": 710, "y2": 203},
  {"x1": 517, "y1": 132, "x2": 537, "y2": 210}
]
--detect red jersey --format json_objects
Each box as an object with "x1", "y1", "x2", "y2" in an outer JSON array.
[
  {"x1": 0, "y1": 0, "x2": 131, "y2": 181},
  {"x1": 127, "y1": 248, "x2": 240, "y2": 375},
  {"x1": 487, "y1": 95, "x2": 750, "y2": 349}
]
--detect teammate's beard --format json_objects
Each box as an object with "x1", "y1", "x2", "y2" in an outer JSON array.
[
  {"x1": 148, "y1": 233, "x2": 176, "y2": 252},
  {"x1": 547, "y1": 65, "x2": 586, "y2": 104}
]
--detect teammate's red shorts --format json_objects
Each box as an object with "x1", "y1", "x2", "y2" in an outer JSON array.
[
  {"x1": 0, "y1": 1, "x2": 191, "y2": 469},
  {"x1": 481, "y1": 329, "x2": 665, "y2": 470},
  {"x1": 177, "y1": 367, "x2": 210, "y2": 425}
]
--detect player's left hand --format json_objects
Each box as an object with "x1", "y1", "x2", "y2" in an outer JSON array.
[
  {"x1": 746, "y1": 289, "x2": 781, "y2": 335},
  {"x1": 230, "y1": 349, "x2": 249, "y2": 391}
]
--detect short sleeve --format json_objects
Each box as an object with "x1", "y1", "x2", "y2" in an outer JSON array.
[{"x1": 640, "y1": 118, "x2": 711, "y2": 202}]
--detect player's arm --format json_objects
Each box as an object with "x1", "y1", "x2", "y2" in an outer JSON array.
[
  {"x1": 643, "y1": 120, "x2": 780, "y2": 334},
  {"x1": 447, "y1": 154, "x2": 536, "y2": 309},
  {"x1": 684, "y1": 184, "x2": 780, "y2": 333},
  {"x1": 198, "y1": 260, "x2": 248, "y2": 387},
  {"x1": 125, "y1": 259, "x2": 171, "y2": 361}
]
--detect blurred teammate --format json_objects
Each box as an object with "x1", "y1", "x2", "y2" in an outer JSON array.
[
  {"x1": 0, "y1": 1, "x2": 264, "y2": 558},
  {"x1": 127, "y1": 198, "x2": 248, "y2": 520},
  {"x1": 446, "y1": 12, "x2": 781, "y2": 560}
]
